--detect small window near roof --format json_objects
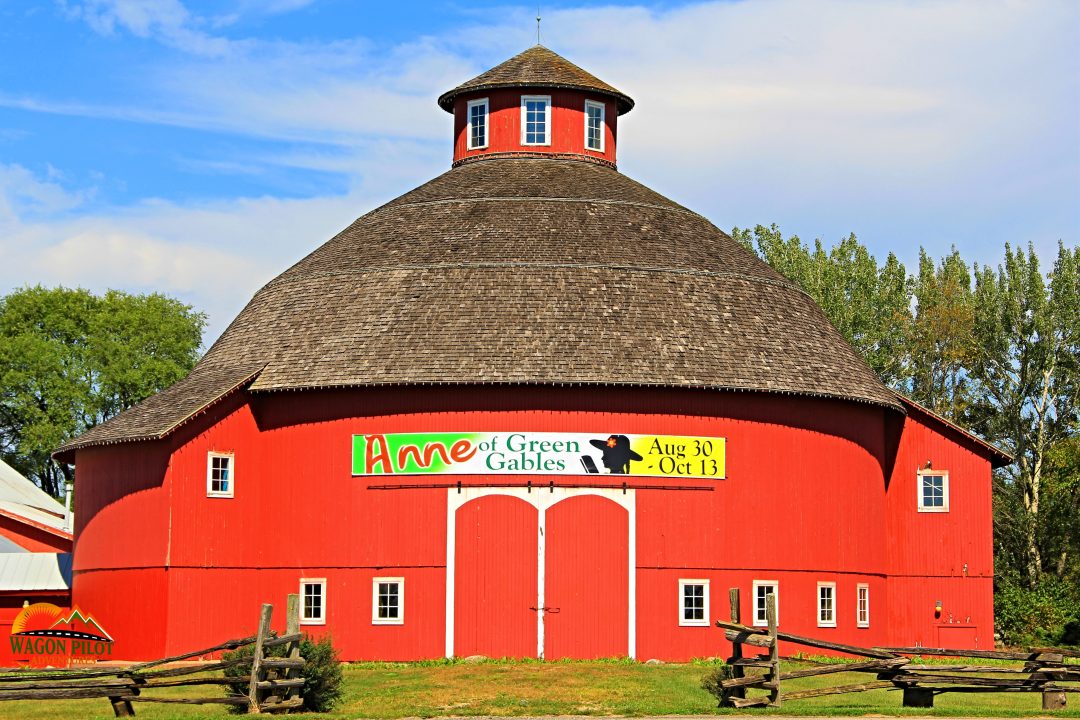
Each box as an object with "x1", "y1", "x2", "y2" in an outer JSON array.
[
  {"x1": 918, "y1": 470, "x2": 949, "y2": 512},
  {"x1": 678, "y1": 579, "x2": 709, "y2": 626},
  {"x1": 521, "y1": 95, "x2": 551, "y2": 145},
  {"x1": 857, "y1": 584, "x2": 870, "y2": 627},
  {"x1": 373, "y1": 577, "x2": 404, "y2": 625},
  {"x1": 206, "y1": 452, "x2": 233, "y2": 498},
  {"x1": 467, "y1": 98, "x2": 488, "y2": 149},
  {"x1": 817, "y1": 582, "x2": 837, "y2": 627},
  {"x1": 752, "y1": 580, "x2": 778, "y2": 627},
  {"x1": 300, "y1": 578, "x2": 326, "y2": 625},
  {"x1": 585, "y1": 100, "x2": 605, "y2": 152}
]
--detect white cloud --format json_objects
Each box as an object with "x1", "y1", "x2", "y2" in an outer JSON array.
[
  {"x1": 66, "y1": 0, "x2": 232, "y2": 56},
  {"x1": 0, "y1": 145, "x2": 444, "y2": 344}
]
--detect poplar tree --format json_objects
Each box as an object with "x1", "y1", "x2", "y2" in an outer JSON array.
[{"x1": 968, "y1": 242, "x2": 1080, "y2": 588}]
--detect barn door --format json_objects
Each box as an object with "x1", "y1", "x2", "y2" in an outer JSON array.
[
  {"x1": 543, "y1": 495, "x2": 629, "y2": 659},
  {"x1": 453, "y1": 495, "x2": 538, "y2": 658}
]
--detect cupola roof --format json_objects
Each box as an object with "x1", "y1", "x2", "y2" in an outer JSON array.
[{"x1": 438, "y1": 45, "x2": 634, "y2": 114}]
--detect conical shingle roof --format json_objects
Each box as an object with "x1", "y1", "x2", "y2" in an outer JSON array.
[
  {"x1": 438, "y1": 45, "x2": 634, "y2": 114},
  {"x1": 57, "y1": 158, "x2": 902, "y2": 455}
]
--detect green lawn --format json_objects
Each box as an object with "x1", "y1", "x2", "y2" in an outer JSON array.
[{"x1": 0, "y1": 659, "x2": 1076, "y2": 719}]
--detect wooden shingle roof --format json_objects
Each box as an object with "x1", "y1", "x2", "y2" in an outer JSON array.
[
  {"x1": 56, "y1": 157, "x2": 901, "y2": 455},
  {"x1": 438, "y1": 45, "x2": 634, "y2": 114}
]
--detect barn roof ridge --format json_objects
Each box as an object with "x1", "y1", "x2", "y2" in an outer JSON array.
[{"x1": 437, "y1": 45, "x2": 634, "y2": 114}]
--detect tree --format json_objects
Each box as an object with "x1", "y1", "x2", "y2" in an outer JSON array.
[
  {"x1": 907, "y1": 248, "x2": 977, "y2": 419},
  {"x1": 967, "y1": 242, "x2": 1079, "y2": 588},
  {"x1": 0, "y1": 286, "x2": 205, "y2": 497}
]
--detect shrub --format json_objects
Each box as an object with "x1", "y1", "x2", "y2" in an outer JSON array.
[
  {"x1": 995, "y1": 576, "x2": 1080, "y2": 647},
  {"x1": 222, "y1": 633, "x2": 344, "y2": 713},
  {"x1": 700, "y1": 664, "x2": 734, "y2": 705}
]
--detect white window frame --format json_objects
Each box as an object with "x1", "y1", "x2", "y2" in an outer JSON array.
[
  {"x1": 678, "y1": 578, "x2": 709, "y2": 627},
  {"x1": 466, "y1": 98, "x2": 489, "y2": 150},
  {"x1": 206, "y1": 452, "x2": 234, "y2": 498},
  {"x1": 752, "y1": 580, "x2": 779, "y2": 627},
  {"x1": 520, "y1": 95, "x2": 551, "y2": 146},
  {"x1": 584, "y1": 99, "x2": 605, "y2": 152},
  {"x1": 372, "y1": 576, "x2": 404, "y2": 625},
  {"x1": 917, "y1": 470, "x2": 950, "y2": 513},
  {"x1": 300, "y1": 578, "x2": 326, "y2": 626},
  {"x1": 857, "y1": 583, "x2": 870, "y2": 628},
  {"x1": 817, "y1": 581, "x2": 837, "y2": 627}
]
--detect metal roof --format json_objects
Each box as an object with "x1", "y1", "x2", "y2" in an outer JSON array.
[
  {"x1": 0, "y1": 458, "x2": 71, "y2": 536},
  {"x1": 0, "y1": 553, "x2": 72, "y2": 592}
]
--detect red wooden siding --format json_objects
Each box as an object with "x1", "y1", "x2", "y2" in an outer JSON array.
[
  {"x1": 545, "y1": 496, "x2": 628, "y2": 659},
  {"x1": 69, "y1": 385, "x2": 998, "y2": 661},
  {"x1": 452, "y1": 89, "x2": 617, "y2": 165},
  {"x1": 454, "y1": 496, "x2": 537, "y2": 658}
]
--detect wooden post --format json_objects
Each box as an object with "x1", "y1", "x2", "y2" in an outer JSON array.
[
  {"x1": 283, "y1": 593, "x2": 302, "y2": 707},
  {"x1": 902, "y1": 686, "x2": 934, "y2": 708},
  {"x1": 247, "y1": 603, "x2": 274, "y2": 714},
  {"x1": 109, "y1": 694, "x2": 135, "y2": 717},
  {"x1": 766, "y1": 593, "x2": 780, "y2": 708},
  {"x1": 1042, "y1": 691, "x2": 1067, "y2": 710},
  {"x1": 725, "y1": 588, "x2": 745, "y2": 703}
]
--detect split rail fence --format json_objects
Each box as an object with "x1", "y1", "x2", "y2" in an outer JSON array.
[
  {"x1": 0, "y1": 595, "x2": 305, "y2": 716},
  {"x1": 717, "y1": 587, "x2": 1079, "y2": 711}
]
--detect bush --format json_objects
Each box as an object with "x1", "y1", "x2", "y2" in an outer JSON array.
[
  {"x1": 222, "y1": 633, "x2": 343, "y2": 713},
  {"x1": 995, "y1": 576, "x2": 1080, "y2": 647},
  {"x1": 700, "y1": 664, "x2": 734, "y2": 705}
]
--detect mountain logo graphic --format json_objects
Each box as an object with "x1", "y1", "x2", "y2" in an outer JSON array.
[{"x1": 11, "y1": 603, "x2": 113, "y2": 642}]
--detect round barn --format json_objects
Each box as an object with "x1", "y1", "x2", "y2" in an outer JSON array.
[{"x1": 55, "y1": 46, "x2": 1009, "y2": 662}]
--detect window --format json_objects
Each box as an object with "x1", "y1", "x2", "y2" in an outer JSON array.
[
  {"x1": 373, "y1": 577, "x2": 404, "y2": 625},
  {"x1": 817, "y1": 582, "x2": 837, "y2": 627},
  {"x1": 206, "y1": 452, "x2": 234, "y2": 498},
  {"x1": 678, "y1": 579, "x2": 709, "y2": 627},
  {"x1": 918, "y1": 470, "x2": 950, "y2": 512},
  {"x1": 467, "y1": 98, "x2": 488, "y2": 149},
  {"x1": 752, "y1": 580, "x2": 779, "y2": 627},
  {"x1": 585, "y1": 100, "x2": 605, "y2": 152},
  {"x1": 521, "y1": 95, "x2": 551, "y2": 145},
  {"x1": 300, "y1": 578, "x2": 326, "y2": 625},
  {"x1": 857, "y1": 584, "x2": 870, "y2": 627}
]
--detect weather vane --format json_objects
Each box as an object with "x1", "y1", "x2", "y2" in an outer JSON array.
[{"x1": 537, "y1": 5, "x2": 541, "y2": 45}]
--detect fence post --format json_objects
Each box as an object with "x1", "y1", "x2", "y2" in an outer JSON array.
[
  {"x1": 247, "y1": 603, "x2": 274, "y2": 714},
  {"x1": 766, "y1": 593, "x2": 780, "y2": 707},
  {"x1": 282, "y1": 593, "x2": 303, "y2": 707},
  {"x1": 723, "y1": 587, "x2": 745, "y2": 704},
  {"x1": 108, "y1": 694, "x2": 135, "y2": 718}
]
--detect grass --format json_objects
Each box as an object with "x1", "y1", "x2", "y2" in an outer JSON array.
[{"x1": 0, "y1": 658, "x2": 1076, "y2": 719}]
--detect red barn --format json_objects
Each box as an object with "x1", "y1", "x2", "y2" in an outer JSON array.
[{"x1": 55, "y1": 46, "x2": 1009, "y2": 662}]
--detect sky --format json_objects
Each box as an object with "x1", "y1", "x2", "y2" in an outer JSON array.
[{"x1": 2, "y1": 0, "x2": 1078, "y2": 344}]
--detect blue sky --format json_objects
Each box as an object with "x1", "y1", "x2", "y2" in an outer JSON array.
[{"x1": 2, "y1": 0, "x2": 1077, "y2": 343}]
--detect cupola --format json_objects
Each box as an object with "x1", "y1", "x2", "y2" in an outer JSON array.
[{"x1": 438, "y1": 45, "x2": 634, "y2": 168}]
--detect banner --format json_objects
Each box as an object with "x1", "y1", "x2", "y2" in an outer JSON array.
[{"x1": 352, "y1": 432, "x2": 725, "y2": 480}]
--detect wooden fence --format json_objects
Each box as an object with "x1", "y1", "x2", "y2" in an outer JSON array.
[
  {"x1": 716, "y1": 587, "x2": 1079, "y2": 711},
  {"x1": 0, "y1": 595, "x2": 305, "y2": 716}
]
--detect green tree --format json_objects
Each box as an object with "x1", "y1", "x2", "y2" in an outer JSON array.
[
  {"x1": 968, "y1": 242, "x2": 1080, "y2": 588},
  {"x1": 908, "y1": 248, "x2": 977, "y2": 419},
  {"x1": 0, "y1": 286, "x2": 205, "y2": 497}
]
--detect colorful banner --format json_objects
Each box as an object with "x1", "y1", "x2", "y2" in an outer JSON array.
[{"x1": 352, "y1": 432, "x2": 726, "y2": 480}]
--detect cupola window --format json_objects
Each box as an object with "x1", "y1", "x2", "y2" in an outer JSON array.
[
  {"x1": 521, "y1": 95, "x2": 551, "y2": 146},
  {"x1": 467, "y1": 98, "x2": 488, "y2": 149},
  {"x1": 585, "y1": 100, "x2": 605, "y2": 152}
]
